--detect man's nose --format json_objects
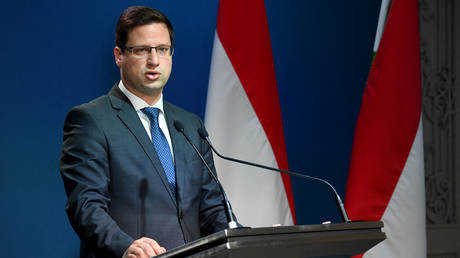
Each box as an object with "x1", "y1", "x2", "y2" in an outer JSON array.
[{"x1": 146, "y1": 49, "x2": 160, "y2": 67}]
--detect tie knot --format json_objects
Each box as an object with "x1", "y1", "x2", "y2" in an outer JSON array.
[{"x1": 142, "y1": 107, "x2": 160, "y2": 122}]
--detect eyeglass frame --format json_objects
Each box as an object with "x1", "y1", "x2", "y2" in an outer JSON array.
[{"x1": 119, "y1": 45, "x2": 175, "y2": 58}]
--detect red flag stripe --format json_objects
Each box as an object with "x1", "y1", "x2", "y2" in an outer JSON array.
[
  {"x1": 216, "y1": 0, "x2": 295, "y2": 222},
  {"x1": 345, "y1": 0, "x2": 421, "y2": 221}
]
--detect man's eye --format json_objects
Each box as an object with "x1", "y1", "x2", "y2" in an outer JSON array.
[
  {"x1": 157, "y1": 48, "x2": 168, "y2": 54},
  {"x1": 133, "y1": 48, "x2": 148, "y2": 55}
]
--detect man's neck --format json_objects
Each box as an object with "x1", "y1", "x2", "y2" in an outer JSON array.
[{"x1": 123, "y1": 83, "x2": 162, "y2": 106}]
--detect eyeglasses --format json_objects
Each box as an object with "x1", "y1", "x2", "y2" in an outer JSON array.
[{"x1": 122, "y1": 45, "x2": 174, "y2": 58}]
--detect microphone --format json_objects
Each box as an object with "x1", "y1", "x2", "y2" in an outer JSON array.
[
  {"x1": 197, "y1": 127, "x2": 351, "y2": 223},
  {"x1": 173, "y1": 120, "x2": 238, "y2": 229}
]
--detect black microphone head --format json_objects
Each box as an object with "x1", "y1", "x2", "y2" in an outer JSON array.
[
  {"x1": 197, "y1": 127, "x2": 209, "y2": 139},
  {"x1": 173, "y1": 120, "x2": 185, "y2": 133}
]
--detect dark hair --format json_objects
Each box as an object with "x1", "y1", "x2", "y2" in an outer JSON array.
[{"x1": 115, "y1": 6, "x2": 174, "y2": 48}]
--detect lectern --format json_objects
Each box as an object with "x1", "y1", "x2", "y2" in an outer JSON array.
[{"x1": 156, "y1": 221, "x2": 385, "y2": 258}]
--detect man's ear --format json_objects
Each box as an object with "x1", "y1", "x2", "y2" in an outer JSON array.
[{"x1": 114, "y1": 46, "x2": 123, "y2": 68}]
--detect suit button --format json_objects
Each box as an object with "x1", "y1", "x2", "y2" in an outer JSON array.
[{"x1": 179, "y1": 211, "x2": 184, "y2": 219}]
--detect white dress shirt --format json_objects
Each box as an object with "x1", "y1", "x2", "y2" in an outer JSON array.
[{"x1": 118, "y1": 81, "x2": 174, "y2": 158}]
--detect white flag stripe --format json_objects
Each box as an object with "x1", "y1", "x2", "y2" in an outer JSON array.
[
  {"x1": 374, "y1": 0, "x2": 391, "y2": 51},
  {"x1": 205, "y1": 33, "x2": 293, "y2": 227},
  {"x1": 365, "y1": 119, "x2": 426, "y2": 257}
]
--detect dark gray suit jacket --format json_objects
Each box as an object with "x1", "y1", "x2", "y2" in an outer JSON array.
[{"x1": 60, "y1": 86, "x2": 230, "y2": 258}]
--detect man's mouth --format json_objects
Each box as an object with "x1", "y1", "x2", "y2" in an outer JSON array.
[{"x1": 145, "y1": 70, "x2": 161, "y2": 81}]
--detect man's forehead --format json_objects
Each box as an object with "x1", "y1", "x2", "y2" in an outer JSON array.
[{"x1": 127, "y1": 23, "x2": 171, "y2": 44}]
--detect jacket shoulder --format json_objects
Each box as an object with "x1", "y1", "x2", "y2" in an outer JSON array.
[{"x1": 164, "y1": 101, "x2": 203, "y2": 125}]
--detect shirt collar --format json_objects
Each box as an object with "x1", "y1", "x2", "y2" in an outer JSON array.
[{"x1": 118, "y1": 80, "x2": 164, "y2": 113}]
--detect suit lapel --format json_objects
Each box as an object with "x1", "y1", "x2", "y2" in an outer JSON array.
[
  {"x1": 163, "y1": 102, "x2": 187, "y2": 207},
  {"x1": 108, "y1": 86, "x2": 178, "y2": 207}
]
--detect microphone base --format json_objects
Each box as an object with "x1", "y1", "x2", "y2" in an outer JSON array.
[{"x1": 228, "y1": 221, "x2": 238, "y2": 229}]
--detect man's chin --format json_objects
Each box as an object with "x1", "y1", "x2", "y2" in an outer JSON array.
[{"x1": 140, "y1": 83, "x2": 164, "y2": 95}]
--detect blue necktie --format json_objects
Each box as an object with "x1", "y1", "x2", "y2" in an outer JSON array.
[{"x1": 141, "y1": 107, "x2": 176, "y2": 199}]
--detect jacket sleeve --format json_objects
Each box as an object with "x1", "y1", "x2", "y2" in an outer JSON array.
[{"x1": 59, "y1": 106, "x2": 133, "y2": 257}]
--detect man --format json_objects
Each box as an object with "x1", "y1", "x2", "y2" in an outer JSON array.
[{"x1": 60, "y1": 6, "x2": 233, "y2": 258}]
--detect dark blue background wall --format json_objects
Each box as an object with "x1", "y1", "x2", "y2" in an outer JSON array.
[{"x1": 0, "y1": 1, "x2": 380, "y2": 257}]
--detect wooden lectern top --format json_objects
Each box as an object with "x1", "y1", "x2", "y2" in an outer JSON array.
[{"x1": 157, "y1": 221, "x2": 385, "y2": 258}]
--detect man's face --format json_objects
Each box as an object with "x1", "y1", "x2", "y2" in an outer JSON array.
[{"x1": 115, "y1": 23, "x2": 172, "y2": 100}]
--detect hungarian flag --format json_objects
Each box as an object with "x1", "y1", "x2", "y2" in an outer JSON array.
[
  {"x1": 345, "y1": 0, "x2": 426, "y2": 257},
  {"x1": 204, "y1": 0, "x2": 295, "y2": 227}
]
